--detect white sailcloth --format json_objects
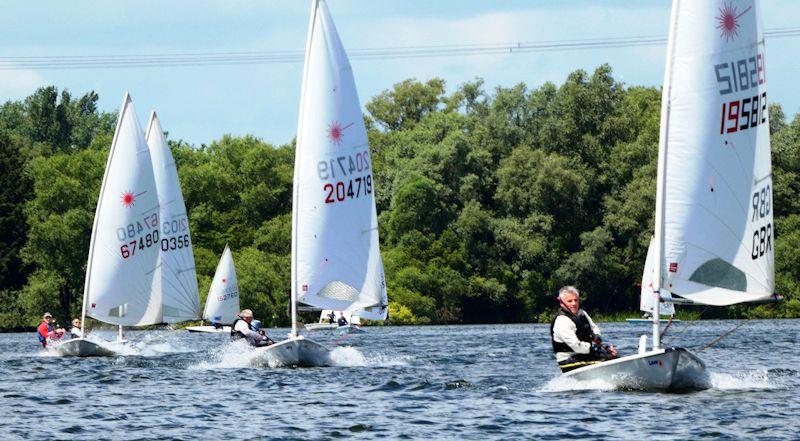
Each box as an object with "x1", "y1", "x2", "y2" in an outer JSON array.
[
  {"x1": 203, "y1": 246, "x2": 240, "y2": 325},
  {"x1": 292, "y1": 0, "x2": 388, "y2": 319},
  {"x1": 640, "y1": 237, "x2": 676, "y2": 316},
  {"x1": 84, "y1": 94, "x2": 161, "y2": 326},
  {"x1": 659, "y1": 0, "x2": 773, "y2": 306},
  {"x1": 145, "y1": 112, "x2": 201, "y2": 323}
]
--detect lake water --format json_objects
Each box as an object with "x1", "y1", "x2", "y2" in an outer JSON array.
[{"x1": 1, "y1": 319, "x2": 798, "y2": 439}]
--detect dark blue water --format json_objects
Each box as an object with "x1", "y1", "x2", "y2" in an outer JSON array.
[{"x1": 1, "y1": 320, "x2": 798, "y2": 439}]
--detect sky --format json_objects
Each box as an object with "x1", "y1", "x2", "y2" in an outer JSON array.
[{"x1": 1, "y1": 0, "x2": 798, "y2": 147}]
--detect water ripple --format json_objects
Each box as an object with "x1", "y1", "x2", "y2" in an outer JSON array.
[{"x1": 0, "y1": 320, "x2": 798, "y2": 439}]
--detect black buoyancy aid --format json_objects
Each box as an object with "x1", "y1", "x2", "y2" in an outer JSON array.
[
  {"x1": 230, "y1": 318, "x2": 252, "y2": 340},
  {"x1": 549, "y1": 309, "x2": 596, "y2": 353}
]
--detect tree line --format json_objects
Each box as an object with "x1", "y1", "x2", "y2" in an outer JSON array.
[{"x1": 1, "y1": 65, "x2": 799, "y2": 330}]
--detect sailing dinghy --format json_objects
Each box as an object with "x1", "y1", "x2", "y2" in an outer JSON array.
[
  {"x1": 251, "y1": 0, "x2": 387, "y2": 367},
  {"x1": 563, "y1": 0, "x2": 777, "y2": 390},
  {"x1": 187, "y1": 246, "x2": 240, "y2": 333},
  {"x1": 305, "y1": 310, "x2": 365, "y2": 334},
  {"x1": 56, "y1": 94, "x2": 161, "y2": 357}
]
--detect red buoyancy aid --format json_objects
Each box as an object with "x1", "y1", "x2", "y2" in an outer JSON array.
[{"x1": 37, "y1": 321, "x2": 53, "y2": 347}]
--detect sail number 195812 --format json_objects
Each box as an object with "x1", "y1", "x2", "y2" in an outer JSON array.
[
  {"x1": 716, "y1": 53, "x2": 767, "y2": 135},
  {"x1": 751, "y1": 184, "x2": 772, "y2": 260}
]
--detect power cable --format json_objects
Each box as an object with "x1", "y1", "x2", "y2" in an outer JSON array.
[{"x1": 0, "y1": 28, "x2": 798, "y2": 70}]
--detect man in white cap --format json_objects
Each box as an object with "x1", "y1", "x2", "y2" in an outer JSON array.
[{"x1": 231, "y1": 309, "x2": 273, "y2": 347}]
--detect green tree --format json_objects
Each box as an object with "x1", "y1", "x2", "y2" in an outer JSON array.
[
  {"x1": 366, "y1": 78, "x2": 446, "y2": 131},
  {"x1": 0, "y1": 131, "x2": 30, "y2": 290}
]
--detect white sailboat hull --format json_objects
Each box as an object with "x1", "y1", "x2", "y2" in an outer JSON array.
[
  {"x1": 562, "y1": 347, "x2": 707, "y2": 391},
  {"x1": 625, "y1": 318, "x2": 681, "y2": 324},
  {"x1": 304, "y1": 322, "x2": 338, "y2": 331},
  {"x1": 186, "y1": 325, "x2": 231, "y2": 334},
  {"x1": 54, "y1": 338, "x2": 118, "y2": 357},
  {"x1": 251, "y1": 335, "x2": 330, "y2": 367},
  {"x1": 336, "y1": 324, "x2": 365, "y2": 335},
  {"x1": 303, "y1": 323, "x2": 365, "y2": 335}
]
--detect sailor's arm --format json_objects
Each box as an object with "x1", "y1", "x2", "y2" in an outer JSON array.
[
  {"x1": 553, "y1": 316, "x2": 591, "y2": 354},
  {"x1": 234, "y1": 321, "x2": 262, "y2": 340}
]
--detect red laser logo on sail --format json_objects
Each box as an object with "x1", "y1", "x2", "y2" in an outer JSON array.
[
  {"x1": 120, "y1": 191, "x2": 136, "y2": 207},
  {"x1": 327, "y1": 121, "x2": 353, "y2": 146},
  {"x1": 716, "y1": 2, "x2": 752, "y2": 42}
]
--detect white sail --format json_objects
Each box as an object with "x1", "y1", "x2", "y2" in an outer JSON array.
[
  {"x1": 84, "y1": 94, "x2": 161, "y2": 326},
  {"x1": 145, "y1": 112, "x2": 201, "y2": 323},
  {"x1": 203, "y1": 245, "x2": 240, "y2": 325},
  {"x1": 640, "y1": 237, "x2": 675, "y2": 316},
  {"x1": 658, "y1": 0, "x2": 773, "y2": 306},
  {"x1": 292, "y1": 0, "x2": 387, "y2": 318}
]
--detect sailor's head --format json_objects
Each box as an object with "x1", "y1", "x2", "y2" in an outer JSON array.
[
  {"x1": 72, "y1": 318, "x2": 80, "y2": 328},
  {"x1": 239, "y1": 309, "x2": 254, "y2": 323},
  {"x1": 42, "y1": 312, "x2": 53, "y2": 322},
  {"x1": 558, "y1": 286, "x2": 581, "y2": 315}
]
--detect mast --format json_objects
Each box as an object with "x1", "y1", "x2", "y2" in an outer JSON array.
[
  {"x1": 290, "y1": 0, "x2": 320, "y2": 338},
  {"x1": 80, "y1": 285, "x2": 88, "y2": 337},
  {"x1": 652, "y1": 0, "x2": 681, "y2": 350}
]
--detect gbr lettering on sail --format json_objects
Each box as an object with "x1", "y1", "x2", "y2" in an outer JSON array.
[{"x1": 715, "y1": 52, "x2": 771, "y2": 261}]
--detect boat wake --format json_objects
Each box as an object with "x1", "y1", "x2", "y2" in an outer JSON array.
[
  {"x1": 539, "y1": 375, "x2": 618, "y2": 392},
  {"x1": 188, "y1": 342, "x2": 411, "y2": 370},
  {"x1": 128, "y1": 332, "x2": 199, "y2": 356},
  {"x1": 190, "y1": 340, "x2": 262, "y2": 370},
  {"x1": 539, "y1": 369, "x2": 785, "y2": 393},
  {"x1": 329, "y1": 346, "x2": 411, "y2": 367},
  {"x1": 708, "y1": 370, "x2": 784, "y2": 391}
]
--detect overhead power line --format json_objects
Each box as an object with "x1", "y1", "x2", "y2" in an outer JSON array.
[{"x1": 1, "y1": 28, "x2": 798, "y2": 71}]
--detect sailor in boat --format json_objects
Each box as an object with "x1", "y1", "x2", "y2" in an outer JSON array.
[
  {"x1": 69, "y1": 318, "x2": 83, "y2": 339},
  {"x1": 327, "y1": 311, "x2": 336, "y2": 324},
  {"x1": 36, "y1": 312, "x2": 65, "y2": 348},
  {"x1": 337, "y1": 313, "x2": 348, "y2": 327},
  {"x1": 231, "y1": 309, "x2": 274, "y2": 347},
  {"x1": 550, "y1": 286, "x2": 617, "y2": 372}
]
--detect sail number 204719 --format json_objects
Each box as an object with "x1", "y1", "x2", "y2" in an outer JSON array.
[{"x1": 317, "y1": 151, "x2": 373, "y2": 204}]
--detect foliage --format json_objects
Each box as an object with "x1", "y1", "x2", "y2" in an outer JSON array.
[
  {"x1": 0, "y1": 130, "x2": 29, "y2": 291},
  {"x1": 2, "y1": 71, "x2": 800, "y2": 329}
]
